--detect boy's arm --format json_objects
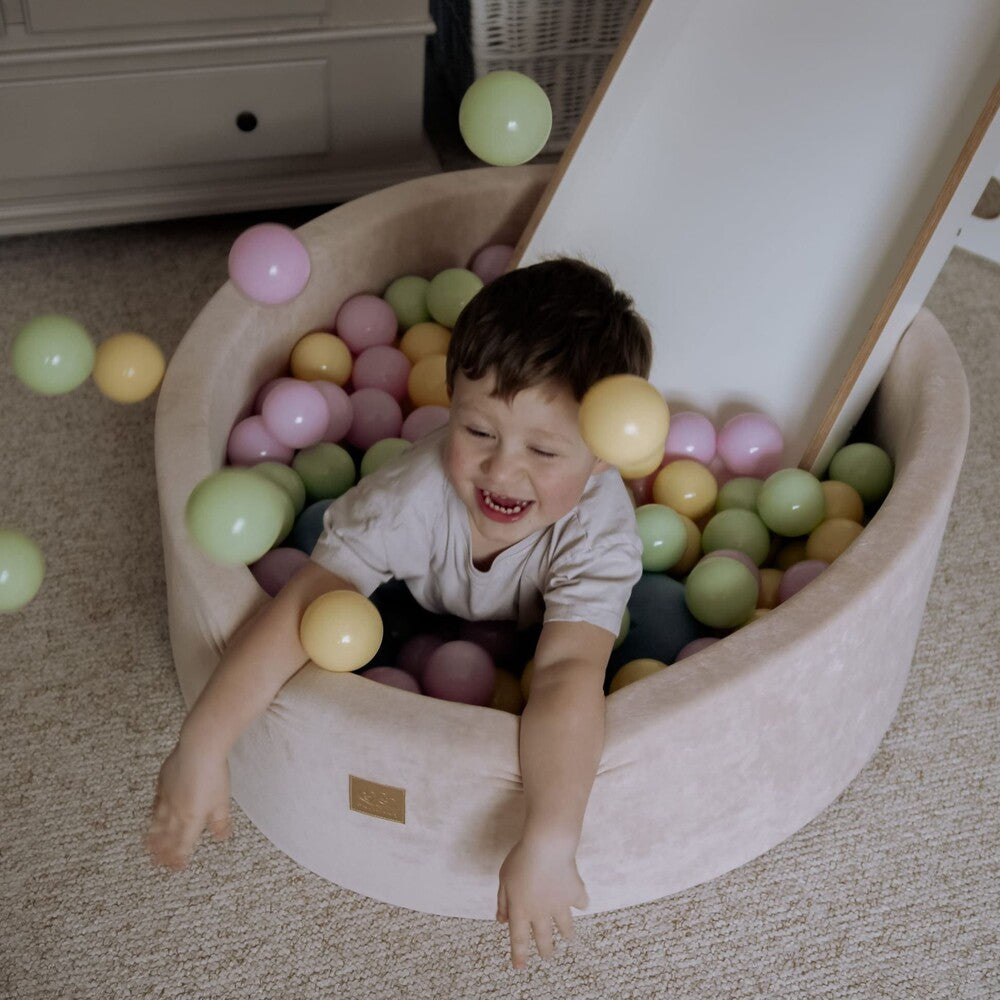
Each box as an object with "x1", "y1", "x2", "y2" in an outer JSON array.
[
  {"x1": 147, "y1": 560, "x2": 356, "y2": 869},
  {"x1": 497, "y1": 619, "x2": 614, "y2": 970}
]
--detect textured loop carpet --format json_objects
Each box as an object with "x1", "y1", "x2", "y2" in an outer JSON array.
[{"x1": 1, "y1": 213, "x2": 997, "y2": 999}]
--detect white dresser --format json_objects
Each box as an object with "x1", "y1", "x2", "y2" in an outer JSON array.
[{"x1": 0, "y1": 0, "x2": 441, "y2": 234}]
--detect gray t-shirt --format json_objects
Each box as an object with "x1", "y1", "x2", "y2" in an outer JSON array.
[{"x1": 310, "y1": 428, "x2": 642, "y2": 635}]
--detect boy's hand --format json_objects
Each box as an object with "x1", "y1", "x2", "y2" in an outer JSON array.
[
  {"x1": 146, "y1": 743, "x2": 232, "y2": 870},
  {"x1": 496, "y1": 836, "x2": 588, "y2": 970}
]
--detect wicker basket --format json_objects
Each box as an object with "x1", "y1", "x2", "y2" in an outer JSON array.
[{"x1": 429, "y1": 0, "x2": 642, "y2": 153}]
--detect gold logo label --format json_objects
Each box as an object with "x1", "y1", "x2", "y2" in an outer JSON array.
[{"x1": 349, "y1": 775, "x2": 406, "y2": 824}]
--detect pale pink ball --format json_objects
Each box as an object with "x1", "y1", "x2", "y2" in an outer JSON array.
[
  {"x1": 396, "y1": 634, "x2": 446, "y2": 682},
  {"x1": 422, "y1": 640, "x2": 496, "y2": 706},
  {"x1": 469, "y1": 244, "x2": 514, "y2": 284},
  {"x1": 363, "y1": 666, "x2": 422, "y2": 693},
  {"x1": 346, "y1": 387, "x2": 403, "y2": 451},
  {"x1": 310, "y1": 380, "x2": 354, "y2": 443},
  {"x1": 253, "y1": 376, "x2": 295, "y2": 413},
  {"x1": 664, "y1": 411, "x2": 717, "y2": 465},
  {"x1": 227, "y1": 414, "x2": 294, "y2": 465},
  {"x1": 352, "y1": 345, "x2": 412, "y2": 402},
  {"x1": 401, "y1": 405, "x2": 450, "y2": 442},
  {"x1": 335, "y1": 294, "x2": 398, "y2": 354},
  {"x1": 716, "y1": 412, "x2": 785, "y2": 477},
  {"x1": 250, "y1": 547, "x2": 310, "y2": 597},
  {"x1": 674, "y1": 636, "x2": 720, "y2": 661},
  {"x1": 777, "y1": 559, "x2": 829, "y2": 604},
  {"x1": 625, "y1": 462, "x2": 665, "y2": 506},
  {"x1": 228, "y1": 223, "x2": 311, "y2": 305},
  {"x1": 261, "y1": 379, "x2": 329, "y2": 449}
]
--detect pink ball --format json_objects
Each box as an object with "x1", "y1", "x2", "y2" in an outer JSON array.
[
  {"x1": 352, "y1": 345, "x2": 412, "y2": 402},
  {"x1": 664, "y1": 411, "x2": 717, "y2": 465},
  {"x1": 396, "y1": 634, "x2": 446, "y2": 681},
  {"x1": 707, "y1": 454, "x2": 734, "y2": 488},
  {"x1": 228, "y1": 223, "x2": 311, "y2": 305},
  {"x1": 777, "y1": 559, "x2": 829, "y2": 604},
  {"x1": 253, "y1": 376, "x2": 295, "y2": 413},
  {"x1": 346, "y1": 387, "x2": 403, "y2": 451},
  {"x1": 261, "y1": 379, "x2": 329, "y2": 449},
  {"x1": 457, "y1": 619, "x2": 519, "y2": 668},
  {"x1": 335, "y1": 294, "x2": 398, "y2": 354},
  {"x1": 227, "y1": 415, "x2": 294, "y2": 465},
  {"x1": 716, "y1": 412, "x2": 785, "y2": 477},
  {"x1": 249, "y1": 547, "x2": 310, "y2": 597},
  {"x1": 422, "y1": 640, "x2": 496, "y2": 705},
  {"x1": 401, "y1": 405, "x2": 450, "y2": 442},
  {"x1": 469, "y1": 244, "x2": 514, "y2": 284},
  {"x1": 674, "y1": 636, "x2": 720, "y2": 661},
  {"x1": 703, "y1": 549, "x2": 762, "y2": 589},
  {"x1": 625, "y1": 463, "x2": 664, "y2": 506},
  {"x1": 310, "y1": 380, "x2": 354, "y2": 443},
  {"x1": 363, "y1": 666, "x2": 422, "y2": 693}
]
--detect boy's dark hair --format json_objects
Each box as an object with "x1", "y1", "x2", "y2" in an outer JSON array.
[{"x1": 446, "y1": 258, "x2": 653, "y2": 401}]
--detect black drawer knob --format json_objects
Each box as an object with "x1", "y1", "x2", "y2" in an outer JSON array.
[{"x1": 236, "y1": 112, "x2": 258, "y2": 132}]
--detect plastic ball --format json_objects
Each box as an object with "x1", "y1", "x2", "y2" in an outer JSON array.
[
  {"x1": 775, "y1": 539, "x2": 809, "y2": 571},
  {"x1": 618, "y1": 450, "x2": 668, "y2": 480},
  {"x1": 827, "y1": 443, "x2": 894, "y2": 507},
  {"x1": 261, "y1": 379, "x2": 329, "y2": 449},
  {"x1": 821, "y1": 480, "x2": 865, "y2": 524},
  {"x1": 422, "y1": 640, "x2": 496, "y2": 706},
  {"x1": 756, "y1": 468, "x2": 826, "y2": 537},
  {"x1": 609, "y1": 573, "x2": 701, "y2": 672},
  {"x1": 299, "y1": 589, "x2": 383, "y2": 672},
  {"x1": 11, "y1": 314, "x2": 95, "y2": 395},
  {"x1": 758, "y1": 567, "x2": 783, "y2": 609},
  {"x1": 652, "y1": 459, "x2": 718, "y2": 520},
  {"x1": 459, "y1": 70, "x2": 553, "y2": 166},
  {"x1": 346, "y1": 388, "x2": 403, "y2": 451},
  {"x1": 253, "y1": 376, "x2": 294, "y2": 413},
  {"x1": 286, "y1": 500, "x2": 330, "y2": 554},
  {"x1": 228, "y1": 223, "x2": 311, "y2": 305},
  {"x1": 352, "y1": 345, "x2": 411, "y2": 402},
  {"x1": 578, "y1": 375, "x2": 670, "y2": 469},
  {"x1": 396, "y1": 633, "x2": 446, "y2": 682},
  {"x1": 703, "y1": 548, "x2": 762, "y2": 589},
  {"x1": 609, "y1": 658, "x2": 667, "y2": 694},
  {"x1": 399, "y1": 322, "x2": 451, "y2": 364},
  {"x1": 360, "y1": 437, "x2": 411, "y2": 478},
  {"x1": 289, "y1": 331, "x2": 352, "y2": 385},
  {"x1": 669, "y1": 514, "x2": 703, "y2": 576},
  {"x1": 226, "y1": 415, "x2": 294, "y2": 466},
  {"x1": 249, "y1": 546, "x2": 310, "y2": 597},
  {"x1": 674, "y1": 637, "x2": 719, "y2": 662},
  {"x1": 716, "y1": 412, "x2": 784, "y2": 477},
  {"x1": 469, "y1": 244, "x2": 514, "y2": 284},
  {"x1": 663, "y1": 411, "x2": 716, "y2": 465},
  {"x1": 0, "y1": 530, "x2": 45, "y2": 612},
  {"x1": 362, "y1": 666, "x2": 421, "y2": 693},
  {"x1": 335, "y1": 294, "x2": 398, "y2": 354},
  {"x1": 716, "y1": 477, "x2": 764, "y2": 513},
  {"x1": 185, "y1": 468, "x2": 289, "y2": 565},
  {"x1": 490, "y1": 667, "x2": 526, "y2": 714},
  {"x1": 700, "y1": 508, "x2": 771, "y2": 566},
  {"x1": 91, "y1": 332, "x2": 165, "y2": 402},
  {"x1": 634, "y1": 504, "x2": 688, "y2": 572},
  {"x1": 252, "y1": 461, "x2": 306, "y2": 515},
  {"x1": 401, "y1": 405, "x2": 450, "y2": 442},
  {"x1": 456, "y1": 619, "x2": 521, "y2": 668},
  {"x1": 383, "y1": 275, "x2": 431, "y2": 330},
  {"x1": 684, "y1": 555, "x2": 759, "y2": 630},
  {"x1": 309, "y1": 380, "x2": 354, "y2": 443},
  {"x1": 426, "y1": 268, "x2": 483, "y2": 329},
  {"x1": 777, "y1": 559, "x2": 828, "y2": 603},
  {"x1": 806, "y1": 517, "x2": 863, "y2": 563},
  {"x1": 291, "y1": 443, "x2": 356, "y2": 502},
  {"x1": 407, "y1": 354, "x2": 450, "y2": 408}
]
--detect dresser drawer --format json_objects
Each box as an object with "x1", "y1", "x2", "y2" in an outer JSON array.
[{"x1": 0, "y1": 59, "x2": 330, "y2": 180}]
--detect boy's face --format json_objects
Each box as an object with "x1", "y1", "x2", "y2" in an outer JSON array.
[{"x1": 444, "y1": 373, "x2": 609, "y2": 563}]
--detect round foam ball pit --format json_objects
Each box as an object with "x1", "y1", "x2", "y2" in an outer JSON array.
[{"x1": 154, "y1": 165, "x2": 969, "y2": 919}]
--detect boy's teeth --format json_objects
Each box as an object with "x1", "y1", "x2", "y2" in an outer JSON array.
[{"x1": 483, "y1": 491, "x2": 529, "y2": 515}]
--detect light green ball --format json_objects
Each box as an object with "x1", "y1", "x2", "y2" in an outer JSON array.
[
  {"x1": 0, "y1": 530, "x2": 45, "y2": 612},
  {"x1": 685, "y1": 556, "x2": 759, "y2": 630},
  {"x1": 635, "y1": 503, "x2": 688, "y2": 572},
  {"x1": 11, "y1": 314, "x2": 95, "y2": 395},
  {"x1": 360, "y1": 438, "x2": 411, "y2": 478},
  {"x1": 716, "y1": 477, "x2": 764, "y2": 512},
  {"x1": 253, "y1": 461, "x2": 306, "y2": 515},
  {"x1": 828, "y1": 443, "x2": 894, "y2": 507},
  {"x1": 459, "y1": 70, "x2": 553, "y2": 166},
  {"x1": 756, "y1": 468, "x2": 826, "y2": 537},
  {"x1": 426, "y1": 268, "x2": 483, "y2": 329},
  {"x1": 383, "y1": 276, "x2": 431, "y2": 330},
  {"x1": 292, "y1": 442, "x2": 357, "y2": 502},
  {"x1": 185, "y1": 469, "x2": 288, "y2": 566},
  {"x1": 701, "y1": 508, "x2": 771, "y2": 566}
]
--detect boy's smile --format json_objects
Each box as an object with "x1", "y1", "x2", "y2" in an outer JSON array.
[{"x1": 445, "y1": 373, "x2": 608, "y2": 566}]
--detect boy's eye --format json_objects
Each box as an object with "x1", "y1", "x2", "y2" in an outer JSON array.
[
  {"x1": 530, "y1": 447, "x2": 557, "y2": 459},
  {"x1": 465, "y1": 426, "x2": 492, "y2": 439}
]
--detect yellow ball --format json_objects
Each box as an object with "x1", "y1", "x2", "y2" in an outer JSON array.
[
  {"x1": 299, "y1": 590, "x2": 383, "y2": 672},
  {"x1": 579, "y1": 375, "x2": 670, "y2": 468},
  {"x1": 290, "y1": 331, "x2": 352, "y2": 385},
  {"x1": 775, "y1": 539, "x2": 809, "y2": 570},
  {"x1": 757, "y1": 567, "x2": 783, "y2": 609},
  {"x1": 821, "y1": 480, "x2": 865, "y2": 524},
  {"x1": 408, "y1": 353, "x2": 450, "y2": 408},
  {"x1": 92, "y1": 332, "x2": 165, "y2": 402},
  {"x1": 806, "y1": 517, "x2": 863, "y2": 563},
  {"x1": 669, "y1": 514, "x2": 702, "y2": 576},
  {"x1": 490, "y1": 667, "x2": 526, "y2": 714},
  {"x1": 618, "y1": 449, "x2": 666, "y2": 479},
  {"x1": 609, "y1": 657, "x2": 667, "y2": 693},
  {"x1": 399, "y1": 322, "x2": 451, "y2": 364},
  {"x1": 652, "y1": 459, "x2": 718, "y2": 520}
]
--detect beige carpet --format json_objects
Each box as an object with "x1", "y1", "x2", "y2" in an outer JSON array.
[{"x1": 1, "y1": 211, "x2": 997, "y2": 999}]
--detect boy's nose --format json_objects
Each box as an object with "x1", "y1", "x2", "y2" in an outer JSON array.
[{"x1": 481, "y1": 447, "x2": 521, "y2": 484}]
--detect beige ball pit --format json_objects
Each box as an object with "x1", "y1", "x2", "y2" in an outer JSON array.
[{"x1": 154, "y1": 165, "x2": 970, "y2": 919}]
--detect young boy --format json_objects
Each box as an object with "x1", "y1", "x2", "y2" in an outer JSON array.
[{"x1": 147, "y1": 257, "x2": 653, "y2": 970}]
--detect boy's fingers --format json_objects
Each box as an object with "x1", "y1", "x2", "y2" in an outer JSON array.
[
  {"x1": 496, "y1": 884, "x2": 508, "y2": 923},
  {"x1": 554, "y1": 908, "x2": 575, "y2": 943},
  {"x1": 532, "y1": 918, "x2": 555, "y2": 961},
  {"x1": 508, "y1": 912, "x2": 531, "y2": 970},
  {"x1": 208, "y1": 810, "x2": 232, "y2": 841}
]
